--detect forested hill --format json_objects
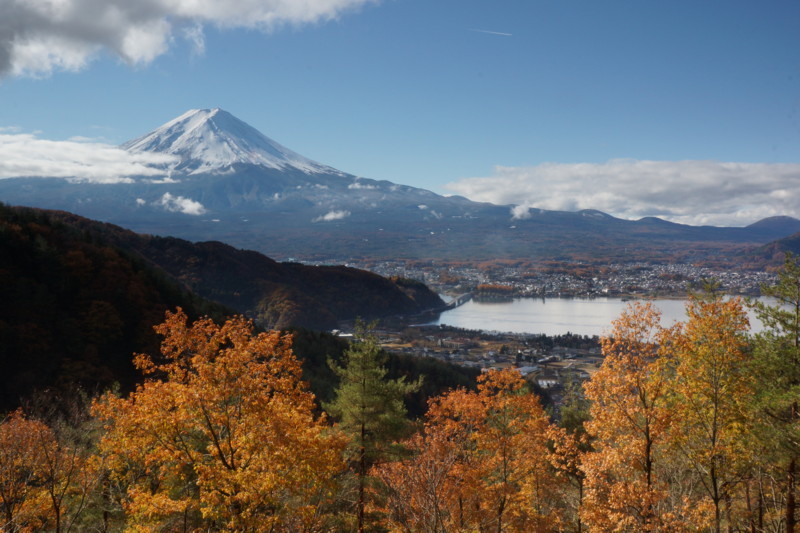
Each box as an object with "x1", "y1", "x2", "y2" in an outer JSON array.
[
  {"x1": 0, "y1": 204, "x2": 456, "y2": 410},
  {"x1": 0, "y1": 204, "x2": 232, "y2": 408},
  {"x1": 751, "y1": 231, "x2": 800, "y2": 265},
  {"x1": 13, "y1": 206, "x2": 444, "y2": 331}
]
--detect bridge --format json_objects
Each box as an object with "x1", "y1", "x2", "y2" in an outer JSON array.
[{"x1": 443, "y1": 293, "x2": 472, "y2": 310}]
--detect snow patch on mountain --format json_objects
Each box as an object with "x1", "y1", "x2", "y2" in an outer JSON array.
[{"x1": 122, "y1": 108, "x2": 342, "y2": 176}]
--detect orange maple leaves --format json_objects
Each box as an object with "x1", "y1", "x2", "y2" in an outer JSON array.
[
  {"x1": 374, "y1": 369, "x2": 569, "y2": 533},
  {"x1": 93, "y1": 309, "x2": 347, "y2": 532}
]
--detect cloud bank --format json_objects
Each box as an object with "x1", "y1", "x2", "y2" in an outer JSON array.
[
  {"x1": 0, "y1": 132, "x2": 177, "y2": 182},
  {"x1": 1, "y1": 0, "x2": 375, "y2": 78},
  {"x1": 445, "y1": 159, "x2": 800, "y2": 227}
]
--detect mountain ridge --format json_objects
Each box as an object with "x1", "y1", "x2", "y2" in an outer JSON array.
[
  {"x1": 0, "y1": 108, "x2": 798, "y2": 265},
  {"x1": 28, "y1": 206, "x2": 444, "y2": 330}
]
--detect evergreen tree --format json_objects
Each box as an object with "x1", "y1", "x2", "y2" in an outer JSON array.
[
  {"x1": 325, "y1": 321, "x2": 422, "y2": 532},
  {"x1": 752, "y1": 253, "x2": 800, "y2": 532}
]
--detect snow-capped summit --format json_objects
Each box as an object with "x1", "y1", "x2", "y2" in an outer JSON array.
[{"x1": 122, "y1": 108, "x2": 340, "y2": 175}]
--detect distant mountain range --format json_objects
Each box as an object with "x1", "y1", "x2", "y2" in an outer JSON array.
[{"x1": 1, "y1": 108, "x2": 797, "y2": 264}]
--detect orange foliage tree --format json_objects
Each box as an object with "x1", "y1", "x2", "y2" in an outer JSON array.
[
  {"x1": 374, "y1": 369, "x2": 566, "y2": 532},
  {"x1": 93, "y1": 309, "x2": 347, "y2": 532},
  {"x1": 581, "y1": 302, "x2": 697, "y2": 532},
  {"x1": 0, "y1": 407, "x2": 99, "y2": 533},
  {"x1": 0, "y1": 411, "x2": 52, "y2": 533}
]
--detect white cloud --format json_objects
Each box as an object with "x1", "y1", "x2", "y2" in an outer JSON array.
[
  {"x1": 312, "y1": 210, "x2": 350, "y2": 222},
  {"x1": 0, "y1": 132, "x2": 178, "y2": 182},
  {"x1": 1, "y1": 0, "x2": 377, "y2": 78},
  {"x1": 510, "y1": 204, "x2": 538, "y2": 220},
  {"x1": 349, "y1": 180, "x2": 376, "y2": 190},
  {"x1": 445, "y1": 159, "x2": 800, "y2": 227},
  {"x1": 185, "y1": 23, "x2": 207, "y2": 57},
  {"x1": 145, "y1": 177, "x2": 180, "y2": 184},
  {"x1": 156, "y1": 192, "x2": 206, "y2": 215}
]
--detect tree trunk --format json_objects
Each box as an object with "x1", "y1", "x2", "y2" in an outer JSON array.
[
  {"x1": 358, "y1": 419, "x2": 366, "y2": 533},
  {"x1": 788, "y1": 455, "x2": 796, "y2": 533},
  {"x1": 711, "y1": 462, "x2": 721, "y2": 533},
  {"x1": 745, "y1": 480, "x2": 757, "y2": 533},
  {"x1": 577, "y1": 478, "x2": 583, "y2": 533}
]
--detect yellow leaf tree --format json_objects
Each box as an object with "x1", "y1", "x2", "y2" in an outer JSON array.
[
  {"x1": 663, "y1": 294, "x2": 754, "y2": 533},
  {"x1": 33, "y1": 415, "x2": 101, "y2": 533},
  {"x1": 0, "y1": 405, "x2": 100, "y2": 533},
  {"x1": 0, "y1": 410, "x2": 51, "y2": 533},
  {"x1": 93, "y1": 309, "x2": 347, "y2": 532},
  {"x1": 581, "y1": 302, "x2": 697, "y2": 532}
]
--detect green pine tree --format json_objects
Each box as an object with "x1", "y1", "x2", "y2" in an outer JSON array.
[
  {"x1": 325, "y1": 321, "x2": 422, "y2": 533},
  {"x1": 751, "y1": 253, "x2": 800, "y2": 533}
]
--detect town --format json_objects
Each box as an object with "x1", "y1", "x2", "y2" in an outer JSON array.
[
  {"x1": 351, "y1": 260, "x2": 777, "y2": 298},
  {"x1": 370, "y1": 323, "x2": 602, "y2": 409},
  {"x1": 333, "y1": 260, "x2": 777, "y2": 410}
]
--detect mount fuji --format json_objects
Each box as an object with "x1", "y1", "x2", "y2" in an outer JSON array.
[
  {"x1": 0, "y1": 108, "x2": 798, "y2": 263},
  {"x1": 122, "y1": 108, "x2": 342, "y2": 176}
]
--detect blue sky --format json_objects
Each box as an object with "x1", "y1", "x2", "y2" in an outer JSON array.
[{"x1": 1, "y1": 0, "x2": 799, "y2": 226}]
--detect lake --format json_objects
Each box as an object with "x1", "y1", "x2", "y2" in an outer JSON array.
[{"x1": 426, "y1": 297, "x2": 769, "y2": 337}]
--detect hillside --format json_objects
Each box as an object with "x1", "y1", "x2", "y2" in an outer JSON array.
[
  {"x1": 0, "y1": 204, "x2": 232, "y2": 408},
  {"x1": 0, "y1": 204, "x2": 463, "y2": 411},
  {"x1": 748, "y1": 231, "x2": 800, "y2": 268},
  {"x1": 42, "y1": 209, "x2": 444, "y2": 330}
]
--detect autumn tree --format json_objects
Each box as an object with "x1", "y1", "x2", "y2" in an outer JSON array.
[
  {"x1": 550, "y1": 376, "x2": 592, "y2": 533},
  {"x1": 93, "y1": 309, "x2": 347, "y2": 532},
  {"x1": 581, "y1": 302, "x2": 692, "y2": 532},
  {"x1": 549, "y1": 423, "x2": 590, "y2": 533},
  {"x1": 664, "y1": 293, "x2": 754, "y2": 533},
  {"x1": 370, "y1": 427, "x2": 460, "y2": 532},
  {"x1": 0, "y1": 393, "x2": 103, "y2": 533},
  {"x1": 25, "y1": 395, "x2": 102, "y2": 533},
  {"x1": 0, "y1": 410, "x2": 52, "y2": 533},
  {"x1": 325, "y1": 321, "x2": 421, "y2": 532},
  {"x1": 374, "y1": 369, "x2": 565, "y2": 532},
  {"x1": 751, "y1": 253, "x2": 800, "y2": 532}
]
